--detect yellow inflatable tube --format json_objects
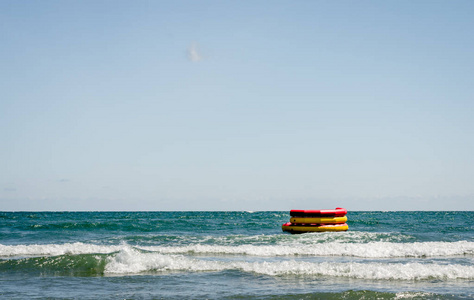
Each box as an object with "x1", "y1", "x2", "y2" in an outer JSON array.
[
  {"x1": 282, "y1": 222, "x2": 348, "y2": 233},
  {"x1": 290, "y1": 216, "x2": 347, "y2": 224}
]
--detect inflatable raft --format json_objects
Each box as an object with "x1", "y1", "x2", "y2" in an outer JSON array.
[
  {"x1": 282, "y1": 207, "x2": 349, "y2": 233},
  {"x1": 282, "y1": 222, "x2": 348, "y2": 233},
  {"x1": 290, "y1": 207, "x2": 347, "y2": 217},
  {"x1": 290, "y1": 215, "x2": 347, "y2": 224}
]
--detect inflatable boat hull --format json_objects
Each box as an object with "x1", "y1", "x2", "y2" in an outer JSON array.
[
  {"x1": 290, "y1": 207, "x2": 347, "y2": 217},
  {"x1": 290, "y1": 215, "x2": 347, "y2": 224},
  {"x1": 282, "y1": 222, "x2": 349, "y2": 233}
]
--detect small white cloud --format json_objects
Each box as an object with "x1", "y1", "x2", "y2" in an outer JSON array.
[{"x1": 187, "y1": 42, "x2": 202, "y2": 62}]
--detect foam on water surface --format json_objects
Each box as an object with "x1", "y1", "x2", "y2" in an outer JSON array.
[
  {"x1": 103, "y1": 247, "x2": 474, "y2": 280},
  {"x1": 2, "y1": 240, "x2": 473, "y2": 258},
  {"x1": 1, "y1": 211, "x2": 473, "y2": 299},
  {"x1": 142, "y1": 241, "x2": 474, "y2": 258},
  {"x1": 3, "y1": 243, "x2": 473, "y2": 281},
  {"x1": 0, "y1": 242, "x2": 123, "y2": 257}
]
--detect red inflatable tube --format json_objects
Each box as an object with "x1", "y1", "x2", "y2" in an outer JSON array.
[{"x1": 289, "y1": 207, "x2": 347, "y2": 217}]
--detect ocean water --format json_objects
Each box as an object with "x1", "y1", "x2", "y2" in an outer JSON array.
[{"x1": 0, "y1": 211, "x2": 473, "y2": 299}]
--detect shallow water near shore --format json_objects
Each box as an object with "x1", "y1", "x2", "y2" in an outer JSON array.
[{"x1": 1, "y1": 211, "x2": 473, "y2": 299}]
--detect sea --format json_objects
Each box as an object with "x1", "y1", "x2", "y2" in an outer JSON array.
[{"x1": 0, "y1": 211, "x2": 473, "y2": 299}]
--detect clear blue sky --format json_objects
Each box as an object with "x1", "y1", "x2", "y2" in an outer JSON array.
[{"x1": 1, "y1": 1, "x2": 473, "y2": 211}]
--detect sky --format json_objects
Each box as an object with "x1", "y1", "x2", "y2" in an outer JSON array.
[{"x1": 1, "y1": 1, "x2": 473, "y2": 211}]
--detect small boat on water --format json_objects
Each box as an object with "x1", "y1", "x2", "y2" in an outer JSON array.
[
  {"x1": 282, "y1": 207, "x2": 349, "y2": 233},
  {"x1": 290, "y1": 215, "x2": 347, "y2": 224},
  {"x1": 289, "y1": 207, "x2": 347, "y2": 217}
]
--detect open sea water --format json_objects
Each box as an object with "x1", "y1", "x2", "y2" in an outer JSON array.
[{"x1": 0, "y1": 211, "x2": 473, "y2": 299}]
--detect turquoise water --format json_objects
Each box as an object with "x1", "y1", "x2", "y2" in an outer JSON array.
[{"x1": 0, "y1": 211, "x2": 473, "y2": 299}]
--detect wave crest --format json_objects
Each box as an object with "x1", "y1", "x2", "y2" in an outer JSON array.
[
  {"x1": 1, "y1": 240, "x2": 473, "y2": 258},
  {"x1": 104, "y1": 248, "x2": 474, "y2": 280}
]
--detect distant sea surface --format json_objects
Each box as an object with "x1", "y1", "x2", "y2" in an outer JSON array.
[{"x1": 1, "y1": 211, "x2": 473, "y2": 299}]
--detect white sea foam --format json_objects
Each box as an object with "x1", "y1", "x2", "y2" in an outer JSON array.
[
  {"x1": 1, "y1": 240, "x2": 473, "y2": 258},
  {"x1": 142, "y1": 241, "x2": 474, "y2": 258},
  {"x1": 394, "y1": 292, "x2": 434, "y2": 299},
  {"x1": 2, "y1": 243, "x2": 474, "y2": 280},
  {"x1": 0, "y1": 242, "x2": 123, "y2": 257},
  {"x1": 104, "y1": 247, "x2": 474, "y2": 280},
  {"x1": 205, "y1": 231, "x2": 415, "y2": 244},
  {"x1": 105, "y1": 246, "x2": 227, "y2": 274},
  {"x1": 290, "y1": 231, "x2": 415, "y2": 243}
]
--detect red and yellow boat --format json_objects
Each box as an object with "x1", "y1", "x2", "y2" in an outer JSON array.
[{"x1": 282, "y1": 208, "x2": 349, "y2": 233}]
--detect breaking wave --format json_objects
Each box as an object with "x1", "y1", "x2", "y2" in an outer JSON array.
[
  {"x1": 2, "y1": 240, "x2": 473, "y2": 258},
  {"x1": 2, "y1": 246, "x2": 472, "y2": 280},
  {"x1": 104, "y1": 247, "x2": 474, "y2": 280}
]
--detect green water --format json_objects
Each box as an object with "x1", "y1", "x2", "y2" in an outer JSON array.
[{"x1": 1, "y1": 211, "x2": 473, "y2": 299}]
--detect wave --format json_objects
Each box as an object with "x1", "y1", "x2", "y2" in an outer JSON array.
[
  {"x1": 2, "y1": 240, "x2": 473, "y2": 258},
  {"x1": 0, "y1": 253, "x2": 108, "y2": 276},
  {"x1": 142, "y1": 241, "x2": 474, "y2": 258},
  {"x1": 0, "y1": 242, "x2": 123, "y2": 257},
  {"x1": 105, "y1": 248, "x2": 474, "y2": 280},
  {"x1": 112, "y1": 231, "x2": 418, "y2": 246},
  {"x1": 2, "y1": 246, "x2": 473, "y2": 280}
]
